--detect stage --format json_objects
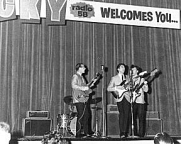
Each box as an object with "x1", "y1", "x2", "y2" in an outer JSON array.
[{"x1": 10, "y1": 136, "x2": 181, "y2": 144}]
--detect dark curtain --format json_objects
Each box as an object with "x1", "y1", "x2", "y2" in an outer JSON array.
[{"x1": 0, "y1": 0, "x2": 181, "y2": 136}]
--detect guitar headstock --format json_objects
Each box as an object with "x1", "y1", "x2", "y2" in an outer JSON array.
[
  {"x1": 89, "y1": 72, "x2": 102, "y2": 88},
  {"x1": 150, "y1": 68, "x2": 159, "y2": 77}
]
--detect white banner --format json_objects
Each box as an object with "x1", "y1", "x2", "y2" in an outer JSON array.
[{"x1": 65, "y1": 0, "x2": 180, "y2": 29}]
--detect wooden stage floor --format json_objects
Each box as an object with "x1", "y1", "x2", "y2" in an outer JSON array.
[{"x1": 10, "y1": 136, "x2": 181, "y2": 144}]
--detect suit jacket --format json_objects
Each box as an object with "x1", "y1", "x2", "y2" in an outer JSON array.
[
  {"x1": 71, "y1": 73, "x2": 87, "y2": 103},
  {"x1": 132, "y1": 77, "x2": 148, "y2": 104}
]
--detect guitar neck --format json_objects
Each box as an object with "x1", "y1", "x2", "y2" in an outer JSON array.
[
  {"x1": 134, "y1": 68, "x2": 158, "y2": 93},
  {"x1": 87, "y1": 73, "x2": 101, "y2": 88},
  {"x1": 135, "y1": 73, "x2": 156, "y2": 92},
  {"x1": 134, "y1": 82, "x2": 144, "y2": 92},
  {"x1": 87, "y1": 81, "x2": 94, "y2": 88}
]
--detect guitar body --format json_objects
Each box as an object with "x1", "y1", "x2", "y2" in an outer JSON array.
[
  {"x1": 73, "y1": 73, "x2": 101, "y2": 103},
  {"x1": 113, "y1": 86, "x2": 141, "y2": 102},
  {"x1": 114, "y1": 89, "x2": 129, "y2": 99},
  {"x1": 112, "y1": 79, "x2": 130, "y2": 100},
  {"x1": 132, "y1": 91, "x2": 141, "y2": 102},
  {"x1": 74, "y1": 89, "x2": 92, "y2": 103}
]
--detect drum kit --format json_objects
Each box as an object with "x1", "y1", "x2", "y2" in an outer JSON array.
[{"x1": 57, "y1": 95, "x2": 102, "y2": 138}]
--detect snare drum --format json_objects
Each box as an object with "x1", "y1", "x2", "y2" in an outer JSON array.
[
  {"x1": 57, "y1": 114, "x2": 70, "y2": 128},
  {"x1": 67, "y1": 116, "x2": 77, "y2": 136}
]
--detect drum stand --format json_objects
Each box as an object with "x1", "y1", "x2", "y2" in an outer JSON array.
[
  {"x1": 57, "y1": 114, "x2": 70, "y2": 138},
  {"x1": 92, "y1": 106, "x2": 101, "y2": 137}
]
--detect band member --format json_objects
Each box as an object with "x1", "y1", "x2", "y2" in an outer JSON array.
[
  {"x1": 130, "y1": 65, "x2": 149, "y2": 137},
  {"x1": 0, "y1": 122, "x2": 11, "y2": 144},
  {"x1": 107, "y1": 63, "x2": 131, "y2": 138},
  {"x1": 71, "y1": 63, "x2": 91, "y2": 138}
]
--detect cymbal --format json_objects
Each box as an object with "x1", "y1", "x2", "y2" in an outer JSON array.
[
  {"x1": 90, "y1": 97, "x2": 102, "y2": 104},
  {"x1": 63, "y1": 95, "x2": 73, "y2": 105},
  {"x1": 91, "y1": 106, "x2": 102, "y2": 110}
]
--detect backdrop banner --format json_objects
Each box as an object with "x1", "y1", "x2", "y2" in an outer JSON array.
[
  {"x1": 0, "y1": 0, "x2": 67, "y2": 25},
  {"x1": 65, "y1": 0, "x2": 180, "y2": 29}
]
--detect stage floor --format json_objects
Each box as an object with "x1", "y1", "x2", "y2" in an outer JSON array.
[{"x1": 10, "y1": 136, "x2": 181, "y2": 144}]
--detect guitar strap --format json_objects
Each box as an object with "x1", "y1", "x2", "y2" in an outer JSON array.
[
  {"x1": 118, "y1": 74, "x2": 125, "y2": 82},
  {"x1": 122, "y1": 75, "x2": 124, "y2": 81}
]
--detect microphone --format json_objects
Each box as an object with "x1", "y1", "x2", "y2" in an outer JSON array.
[
  {"x1": 129, "y1": 69, "x2": 133, "y2": 75},
  {"x1": 101, "y1": 65, "x2": 104, "y2": 71}
]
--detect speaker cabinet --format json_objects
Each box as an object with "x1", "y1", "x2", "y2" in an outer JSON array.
[
  {"x1": 146, "y1": 118, "x2": 163, "y2": 136},
  {"x1": 22, "y1": 118, "x2": 52, "y2": 137},
  {"x1": 146, "y1": 111, "x2": 160, "y2": 119},
  {"x1": 107, "y1": 112, "x2": 119, "y2": 138}
]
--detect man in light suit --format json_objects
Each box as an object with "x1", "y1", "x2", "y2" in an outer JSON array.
[
  {"x1": 71, "y1": 63, "x2": 91, "y2": 138},
  {"x1": 107, "y1": 63, "x2": 131, "y2": 138},
  {"x1": 131, "y1": 65, "x2": 148, "y2": 137}
]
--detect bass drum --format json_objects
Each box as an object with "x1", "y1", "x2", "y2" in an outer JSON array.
[{"x1": 67, "y1": 116, "x2": 77, "y2": 136}]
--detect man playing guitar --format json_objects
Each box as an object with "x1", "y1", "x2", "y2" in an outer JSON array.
[
  {"x1": 71, "y1": 63, "x2": 93, "y2": 138},
  {"x1": 107, "y1": 63, "x2": 131, "y2": 138},
  {"x1": 131, "y1": 65, "x2": 149, "y2": 137}
]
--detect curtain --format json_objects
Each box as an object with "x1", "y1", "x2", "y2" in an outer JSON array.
[{"x1": 0, "y1": 0, "x2": 181, "y2": 136}]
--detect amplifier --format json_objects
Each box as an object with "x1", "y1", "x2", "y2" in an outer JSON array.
[
  {"x1": 146, "y1": 118, "x2": 163, "y2": 136},
  {"x1": 22, "y1": 118, "x2": 52, "y2": 137},
  {"x1": 146, "y1": 111, "x2": 160, "y2": 119},
  {"x1": 26, "y1": 111, "x2": 50, "y2": 119},
  {"x1": 107, "y1": 104, "x2": 118, "y2": 112},
  {"x1": 107, "y1": 112, "x2": 119, "y2": 138}
]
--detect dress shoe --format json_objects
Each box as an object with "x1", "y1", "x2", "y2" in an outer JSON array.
[
  {"x1": 120, "y1": 132, "x2": 129, "y2": 139},
  {"x1": 76, "y1": 134, "x2": 85, "y2": 138},
  {"x1": 82, "y1": 134, "x2": 92, "y2": 138},
  {"x1": 120, "y1": 135, "x2": 126, "y2": 139}
]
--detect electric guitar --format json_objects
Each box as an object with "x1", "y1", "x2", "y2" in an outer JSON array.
[
  {"x1": 74, "y1": 73, "x2": 102, "y2": 103},
  {"x1": 112, "y1": 71, "x2": 148, "y2": 100},
  {"x1": 112, "y1": 79, "x2": 131, "y2": 100},
  {"x1": 132, "y1": 68, "x2": 158, "y2": 102}
]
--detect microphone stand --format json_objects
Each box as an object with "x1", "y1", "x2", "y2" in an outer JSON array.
[{"x1": 129, "y1": 70, "x2": 139, "y2": 139}]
